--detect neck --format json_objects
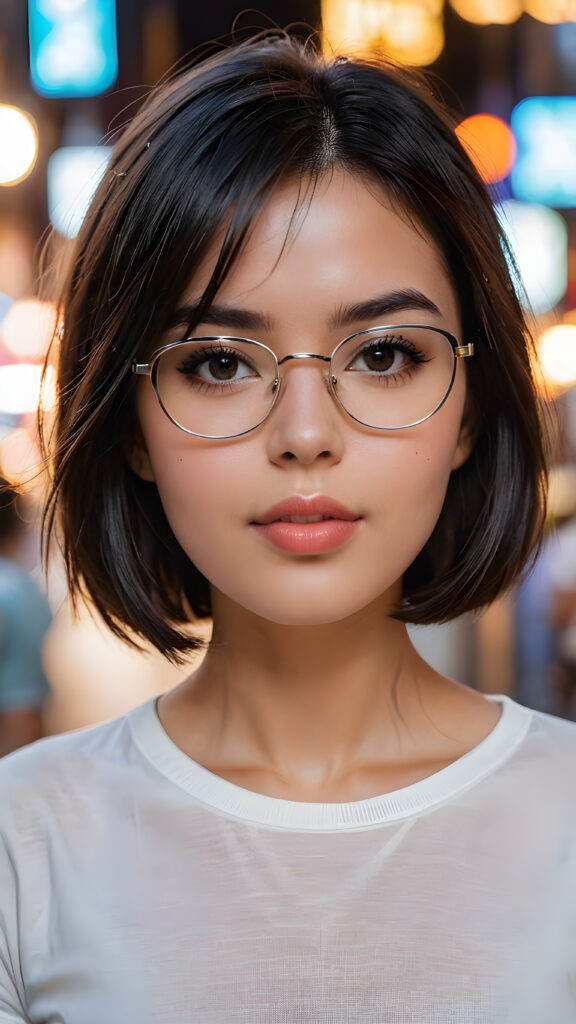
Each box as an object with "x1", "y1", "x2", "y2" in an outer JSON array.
[{"x1": 163, "y1": 589, "x2": 462, "y2": 790}]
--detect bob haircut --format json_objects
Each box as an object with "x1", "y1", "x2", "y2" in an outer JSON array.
[{"x1": 41, "y1": 31, "x2": 548, "y2": 661}]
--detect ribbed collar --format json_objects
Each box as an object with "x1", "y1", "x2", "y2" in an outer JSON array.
[{"x1": 128, "y1": 693, "x2": 532, "y2": 832}]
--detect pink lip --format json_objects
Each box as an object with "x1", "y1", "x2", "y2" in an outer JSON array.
[
  {"x1": 253, "y1": 495, "x2": 360, "y2": 526},
  {"x1": 251, "y1": 496, "x2": 362, "y2": 554}
]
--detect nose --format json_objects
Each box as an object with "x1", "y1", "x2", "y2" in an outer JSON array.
[{"x1": 264, "y1": 356, "x2": 346, "y2": 467}]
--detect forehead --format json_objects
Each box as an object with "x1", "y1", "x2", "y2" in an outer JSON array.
[{"x1": 177, "y1": 170, "x2": 461, "y2": 335}]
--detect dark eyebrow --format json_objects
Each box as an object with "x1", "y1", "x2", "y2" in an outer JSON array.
[
  {"x1": 164, "y1": 302, "x2": 273, "y2": 333},
  {"x1": 329, "y1": 289, "x2": 442, "y2": 328},
  {"x1": 164, "y1": 288, "x2": 441, "y2": 335}
]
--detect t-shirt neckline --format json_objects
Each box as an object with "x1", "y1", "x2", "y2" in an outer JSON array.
[{"x1": 127, "y1": 693, "x2": 532, "y2": 832}]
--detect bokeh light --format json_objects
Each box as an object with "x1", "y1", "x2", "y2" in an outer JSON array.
[
  {"x1": 1, "y1": 300, "x2": 57, "y2": 362},
  {"x1": 0, "y1": 427, "x2": 40, "y2": 485},
  {"x1": 381, "y1": 5, "x2": 444, "y2": 65},
  {"x1": 524, "y1": 0, "x2": 576, "y2": 23},
  {"x1": 456, "y1": 114, "x2": 517, "y2": 183},
  {"x1": 47, "y1": 146, "x2": 112, "y2": 238},
  {"x1": 29, "y1": 0, "x2": 118, "y2": 97},
  {"x1": 0, "y1": 105, "x2": 38, "y2": 186},
  {"x1": 449, "y1": 0, "x2": 522, "y2": 25},
  {"x1": 538, "y1": 325, "x2": 576, "y2": 388},
  {"x1": 321, "y1": 0, "x2": 444, "y2": 65},
  {"x1": 0, "y1": 364, "x2": 56, "y2": 416},
  {"x1": 511, "y1": 97, "x2": 576, "y2": 208},
  {"x1": 496, "y1": 200, "x2": 568, "y2": 315}
]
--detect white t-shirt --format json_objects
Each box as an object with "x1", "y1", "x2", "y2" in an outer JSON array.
[{"x1": 1, "y1": 692, "x2": 576, "y2": 1023}]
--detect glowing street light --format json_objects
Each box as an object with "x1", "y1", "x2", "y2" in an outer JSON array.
[
  {"x1": 0, "y1": 105, "x2": 38, "y2": 186},
  {"x1": 0, "y1": 364, "x2": 56, "y2": 415},
  {"x1": 539, "y1": 325, "x2": 576, "y2": 388}
]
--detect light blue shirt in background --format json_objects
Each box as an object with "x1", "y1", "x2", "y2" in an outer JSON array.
[{"x1": 0, "y1": 557, "x2": 52, "y2": 710}]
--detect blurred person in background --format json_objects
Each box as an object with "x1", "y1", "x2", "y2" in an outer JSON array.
[
  {"x1": 0, "y1": 476, "x2": 52, "y2": 756},
  {"x1": 546, "y1": 513, "x2": 576, "y2": 719}
]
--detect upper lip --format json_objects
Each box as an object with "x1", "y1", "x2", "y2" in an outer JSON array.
[{"x1": 252, "y1": 496, "x2": 361, "y2": 525}]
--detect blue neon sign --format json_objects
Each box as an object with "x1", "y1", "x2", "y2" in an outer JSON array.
[
  {"x1": 29, "y1": 0, "x2": 118, "y2": 97},
  {"x1": 511, "y1": 97, "x2": 576, "y2": 209}
]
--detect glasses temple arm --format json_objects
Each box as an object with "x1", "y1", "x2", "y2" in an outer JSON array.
[{"x1": 454, "y1": 343, "x2": 474, "y2": 358}]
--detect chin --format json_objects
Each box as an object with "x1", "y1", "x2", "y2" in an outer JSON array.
[
  {"x1": 252, "y1": 608, "x2": 353, "y2": 627},
  {"x1": 225, "y1": 588, "x2": 395, "y2": 627}
]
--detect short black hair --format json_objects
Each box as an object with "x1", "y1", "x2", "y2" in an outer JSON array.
[{"x1": 41, "y1": 31, "x2": 548, "y2": 660}]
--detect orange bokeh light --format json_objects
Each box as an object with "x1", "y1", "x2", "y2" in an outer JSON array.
[
  {"x1": 456, "y1": 113, "x2": 517, "y2": 184},
  {"x1": 0, "y1": 426, "x2": 40, "y2": 484},
  {"x1": 1, "y1": 299, "x2": 57, "y2": 362}
]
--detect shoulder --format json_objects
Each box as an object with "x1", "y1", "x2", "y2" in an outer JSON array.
[
  {"x1": 526, "y1": 704, "x2": 576, "y2": 746},
  {"x1": 513, "y1": 703, "x2": 576, "y2": 804},
  {"x1": 0, "y1": 704, "x2": 146, "y2": 835}
]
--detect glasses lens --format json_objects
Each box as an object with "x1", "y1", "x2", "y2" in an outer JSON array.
[
  {"x1": 154, "y1": 338, "x2": 278, "y2": 437},
  {"x1": 332, "y1": 326, "x2": 456, "y2": 429}
]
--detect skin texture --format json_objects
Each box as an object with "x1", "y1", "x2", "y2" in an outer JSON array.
[{"x1": 133, "y1": 170, "x2": 501, "y2": 802}]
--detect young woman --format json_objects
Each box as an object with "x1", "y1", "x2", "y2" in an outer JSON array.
[{"x1": 1, "y1": 31, "x2": 574, "y2": 1024}]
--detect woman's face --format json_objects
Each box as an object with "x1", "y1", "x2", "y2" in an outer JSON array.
[{"x1": 134, "y1": 170, "x2": 471, "y2": 626}]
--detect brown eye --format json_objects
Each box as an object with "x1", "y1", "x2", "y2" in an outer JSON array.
[
  {"x1": 176, "y1": 345, "x2": 257, "y2": 384},
  {"x1": 359, "y1": 345, "x2": 395, "y2": 373},
  {"x1": 204, "y1": 354, "x2": 240, "y2": 381}
]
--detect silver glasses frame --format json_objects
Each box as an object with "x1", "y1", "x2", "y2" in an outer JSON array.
[{"x1": 132, "y1": 323, "x2": 474, "y2": 439}]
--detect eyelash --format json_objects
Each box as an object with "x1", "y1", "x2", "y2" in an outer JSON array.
[
  {"x1": 174, "y1": 337, "x2": 430, "y2": 389},
  {"x1": 177, "y1": 345, "x2": 258, "y2": 385},
  {"x1": 346, "y1": 336, "x2": 429, "y2": 378},
  {"x1": 178, "y1": 343, "x2": 256, "y2": 365}
]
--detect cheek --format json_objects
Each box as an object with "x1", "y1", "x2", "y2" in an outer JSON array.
[
  {"x1": 373, "y1": 391, "x2": 467, "y2": 557},
  {"x1": 138, "y1": 402, "x2": 253, "y2": 579},
  {"x1": 135, "y1": 389, "x2": 224, "y2": 544},
  {"x1": 369, "y1": 435, "x2": 457, "y2": 568},
  {"x1": 147, "y1": 445, "x2": 238, "y2": 545}
]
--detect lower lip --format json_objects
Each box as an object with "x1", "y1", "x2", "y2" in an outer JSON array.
[{"x1": 251, "y1": 519, "x2": 361, "y2": 553}]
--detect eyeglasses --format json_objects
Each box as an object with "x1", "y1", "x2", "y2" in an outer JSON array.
[{"x1": 132, "y1": 324, "x2": 474, "y2": 439}]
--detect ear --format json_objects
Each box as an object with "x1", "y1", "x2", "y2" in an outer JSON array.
[
  {"x1": 451, "y1": 399, "x2": 478, "y2": 471},
  {"x1": 124, "y1": 430, "x2": 156, "y2": 482}
]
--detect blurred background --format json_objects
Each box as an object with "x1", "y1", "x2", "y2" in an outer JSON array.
[{"x1": 1, "y1": 0, "x2": 576, "y2": 754}]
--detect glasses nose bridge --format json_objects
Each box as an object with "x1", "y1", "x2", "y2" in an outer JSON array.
[
  {"x1": 277, "y1": 352, "x2": 332, "y2": 368},
  {"x1": 274, "y1": 351, "x2": 336, "y2": 401}
]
